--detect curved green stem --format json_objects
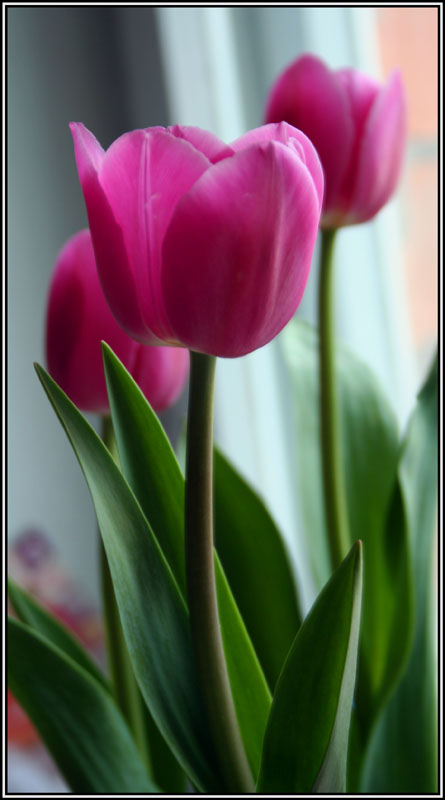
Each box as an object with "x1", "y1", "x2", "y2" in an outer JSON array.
[
  {"x1": 100, "y1": 416, "x2": 152, "y2": 770},
  {"x1": 318, "y1": 229, "x2": 350, "y2": 570},
  {"x1": 185, "y1": 352, "x2": 254, "y2": 793}
]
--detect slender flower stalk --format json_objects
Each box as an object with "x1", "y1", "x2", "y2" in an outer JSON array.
[
  {"x1": 318, "y1": 229, "x2": 350, "y2": 569},
  {"x1": 100, "y1": 416, "x2": 152, "y2": 770},
  {"x1": 185, "y1": 352, "x2": 254, "y2": 793}
]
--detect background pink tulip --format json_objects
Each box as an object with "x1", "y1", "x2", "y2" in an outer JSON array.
[
  {"x1": 46, "y1": 229, "x2": 189, "y2": 413},
  {"x1": 265, "y1": 54, "x2": 406, "y2": 228},
  {"x1": 70, "y1": 121, "x2": 323, "y2": 358}
]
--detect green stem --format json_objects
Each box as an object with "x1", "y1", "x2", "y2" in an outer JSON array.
[
  {"x1": 185, "y1": 352, "x2": 254, "y2": 793},
  {"x1": 318, "y1": 229, "x2": 350, "y2": 570},
  {"x1": 100, "y1": 416, "x2": 152, "y2": 770}
]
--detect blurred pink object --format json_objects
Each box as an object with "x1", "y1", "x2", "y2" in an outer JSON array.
[
  {"x1": 8, "y1": 691, "x2": 40, "y2": 747},
  {"x1": 70, "y1": 121, "x2": 323, "y2": 357},
  {"x1": 265, "y1": 53, "x2": 406, "y2": 228},
  {"x1": 46, "y1": 229, "x2": 189, "y2": 413}
]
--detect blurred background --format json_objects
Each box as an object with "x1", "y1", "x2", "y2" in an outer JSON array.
[{"x1": 7, "y1": 6, "x2": 438, "y2": 791}]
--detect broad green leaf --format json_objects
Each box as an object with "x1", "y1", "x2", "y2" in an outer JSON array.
[
  {"x1": 8, "y1": 617, "x2": 157, "y2": 793},
  {"x1": 361, "y1": 355, "x2": 438, "y2": 793},
  {"x1": 100, "y1": 540, "x2": 187, "y2": 793},
  {"x1": 214, "y1": 447, "x2": 301, "y2": 690},
  {"x1": 338, "y1": 342, "x2": 413, "y2": 727},
  {"x1": 8, "y1": 578, "x2": 107, "y2": 690},
  {"x1": 100, "y1": 420, "x2": 186, "y2": 790},
  {"x1": 102, "y1": 343, "x2": 271, "y2": 777},
  {"x1": 282, "y1": 320, "x2": 413, "y2": 738},
  {"x1": 281, "y1": 321, "x2": 331, "y2": 590},
  {"x1": 257, "y1": 541, "x2": 362, "y2": 794},
  {"x1": 35, "y1": 363, "x2": 222, "y2": 793},
  {"x1": 140, "y1": 700, "x2": 188, "y2": 794}
]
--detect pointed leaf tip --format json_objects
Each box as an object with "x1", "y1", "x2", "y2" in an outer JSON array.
[{"x1": 257, "y1": 541, "x2": 363, "y2": 794}]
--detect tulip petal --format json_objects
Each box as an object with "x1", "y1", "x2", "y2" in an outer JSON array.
[
  {"x1": 70, "y1": 124, "x2": 149, "y2": 343},
  {"x1": 330, "y1": 69, "x2": 380, "y2": 220},
  {"x1": 264, "y1": 54, "x2": 354, "y2": 212},
  {"x1": 337, "y1": 69, "x2": 380, "y2": 135},
  {"x1": 69, "y1": 121, "x2": 104, "y2": 182},
  {"x1": 46, "y1": 233, "x2": 86, "y2": 406},
  {"x1": 98, "y1": 130, "x2": 211, "y2": 342},
  {"x1": 46, "y1": 229, "x2": 136, "y2": 412},
  {"x1": 132, "y1": 345, "x2": 189, "y2": 412},
  {"x1": 350, "y1": 71, "x2": 406, "y2": 224},
  {"x1": 162, "y1": 141, "x2": 320, "y2": 357},
  {"x1": 168, "y1": 125, "x2": 234, "y2": 163},
  {"x1": 231, "y1": 122, "x2": 324, "y2": 213}
]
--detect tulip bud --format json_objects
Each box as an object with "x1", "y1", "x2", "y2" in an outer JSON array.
[
  {"x1": 70, "y1": 121, "x2": 323, "y2": 358},
  {"x1": 45, "y1": 229, "x2": 189, "y2": 413},
  {"x1": 265, "y1": 54, "x2": 406, "y2": 228}
]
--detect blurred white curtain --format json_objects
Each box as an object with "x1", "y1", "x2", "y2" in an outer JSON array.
[{"x1": 155, "y1": 6, "x2": 417, "y2": 606}]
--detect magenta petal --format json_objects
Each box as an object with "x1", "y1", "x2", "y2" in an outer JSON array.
[
  {"x1": 98, "y1": 129, "x2": 211, "y2": 342},
  {"x1": 349, "y1": 71, "x2": 406, "y2": 224},
  {"x1": 69, "y1": 122, "x2": 104, "y2": 182},
  {"x1": 336, "y1": 69, "x2": 380, "y2": 133},
  {"x1": 168, "y1": 125, "x2": 234, "y2": 163},
  {"x1": 46, "y1": 229, "x2": 189, "y2": 413},
  {"x1": 231, "y1": 121, "x2": 324, "y2": 212},
  {"x1": 46, "y1": 230, "x2": 136, "y2": 413},
  {"x1": 264, "y1": 54, "x2": 354, "y2": 211},
  {"x1": 70, "y1": 124, "x2": 150, "y2": 342},
  {"x1": 162, "y1": 141, "x2": 320, "y2": 357},
  {"x1": 328, "y1": 69, "x2": 380, "y2": 219},
  {"x1": 132, "y1": 345, "x2": 189, "y2": 411}
]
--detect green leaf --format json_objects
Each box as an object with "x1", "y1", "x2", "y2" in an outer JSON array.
[
  {"x1": 8, "y1": 578, "x2": 107, "y2": 690},
  {"x1": 361, "y1": 355, "x2": 438, "y2": 793},
  {"x1": 281, "y1": 321, "x2": 331, "y2": 589},
  {"x1": 99, "y1": 421, "x2": 186, "y2": 790},
  {"x1": 8, "y1": 616, "x2": 157, "y2": 793},
  {"x1": 102, "y1": 342, "x2": 271, "y2": 778},
  {"x1": 35, "y1": 363, "x2": 222, "y2": 793},
  {"x1": 282, "y1": 320, "x2": 413, "y2": 737},
  {"x1": 140, "y1": 700, "x2": 188, "y2": 794},
  {"x1": 256, "y1": 540, "x2": 363, "y2": 794},
  {"x1": 214, "y1": 447, "x2": 301, "y2": 690},
  {"x1": 338, "y1": 340, "x2": 413, "y2": 725}
]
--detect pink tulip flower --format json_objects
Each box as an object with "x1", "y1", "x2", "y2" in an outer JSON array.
[
  {"x1": 265, "y1": 54, "x2": 406, "y2": 228},
  {"x1": 46, "y1": 229, "x2": 189, "y2": 413},
  {"x1": 70, "y1": 121, "x2": 323, "y2": 358}
]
